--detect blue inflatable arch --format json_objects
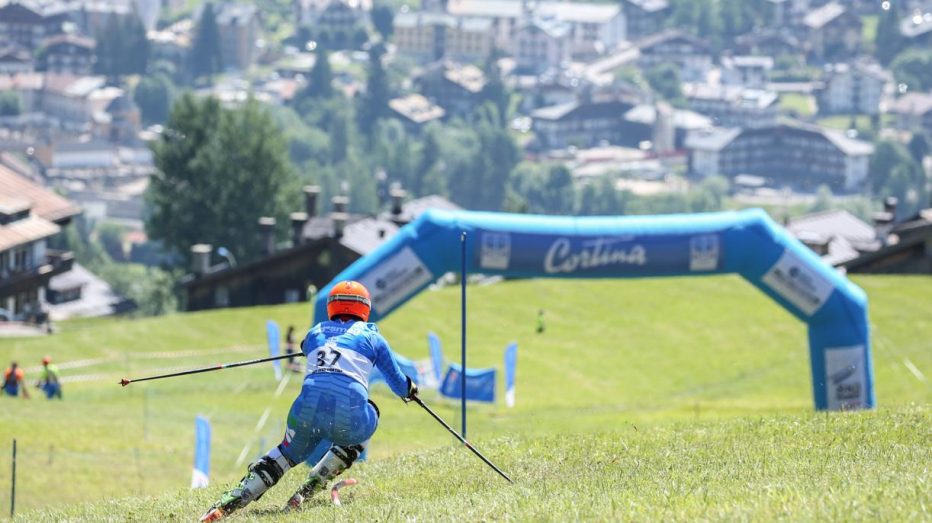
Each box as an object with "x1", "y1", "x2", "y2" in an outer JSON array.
[{"x1": 315, "y1": 209, "x2": 873, "y2": 411}]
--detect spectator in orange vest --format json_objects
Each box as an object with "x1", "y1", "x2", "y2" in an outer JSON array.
[{"x1": 3, "y1": 362, "x2": 30, "y2": 399}]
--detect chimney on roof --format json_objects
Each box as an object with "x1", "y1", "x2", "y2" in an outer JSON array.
[
  {"x1": 303, "y1": 185, "x2": 321, "y2": 216},
  {"x1": 332, "y1": 195, "x2": 349, "y2": 214},
  {"x1": 390, "y1": 188, "x2": 407, "y2": 217},
  {"x1": 332, "y1": 212, "x2": 348, "y2": 238},
  {"x1": 872, "y1": 196, "x2": 898, "y2": 246},
  {"x1": 259, "y1": 216, "x2": 276, "y2": 256},
  {"x1": 883, "y1": 196, "x2": 898, "y2": 217},
  {"x1": 191, "y1": 244, "x2": 212, "y2": 275},
  {"x1": 290, "y1": 212, "x2": 308, "y2": 247}
]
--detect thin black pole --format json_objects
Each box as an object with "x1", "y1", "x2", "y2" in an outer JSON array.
[
  {"x1": 412, "y1": 396, "x2": 512, "y2": 483},
  {"x1": 119, "y1": 353, "x2": 300, "y2": 387},
  {"x1": 11, "y1": 439, "x2": 16, "y2": 519},
  {"x1": 460, "y1": 231, "x2": 467, "y2": 438}
]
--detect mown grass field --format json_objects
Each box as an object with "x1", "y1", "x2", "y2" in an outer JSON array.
[{"x1": 0, "y1": 275, "x2": 929, "y2": 521}]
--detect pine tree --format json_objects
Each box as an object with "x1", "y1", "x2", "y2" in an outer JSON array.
[
  {"x1": 307, "y1": 47, "x2": 334, "y2": 99},
  {"x1": 357, "y1": 44, "x2": 390, "y2": 134},
  {"x1": 876, "y1": 2, "x2": 905, "y2": 65},
  {"x1": 190, "y1": 3, "x2": 222, "y2": 79}
]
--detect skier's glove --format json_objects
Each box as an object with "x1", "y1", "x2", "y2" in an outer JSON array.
[{"x1": 404, "y1": 376, "x2": 419, "y2": 402}]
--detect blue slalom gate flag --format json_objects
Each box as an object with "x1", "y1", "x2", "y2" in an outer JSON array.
[
  {"x1": 428, "y1": 332, "x2": 444, "y2": 384},
  {"x1": 504, "y1": 343, "x2": 517, "y2": 408},
  {"x1": 191, "y1": 416, "x2": 211, "y2": 488},
  {"x1": 440, "y1": 363, "x2": 496, "y2": 403},
  {"x1": 266, "y1": 320, "x2": 282, "y2": 381}
]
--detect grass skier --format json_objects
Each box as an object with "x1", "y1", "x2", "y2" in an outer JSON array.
[{"x1": 200, "y1": 280, "x2": 418, "y2": 521}]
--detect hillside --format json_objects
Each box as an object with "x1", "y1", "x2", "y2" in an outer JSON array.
[{"x1": 0, "y1": 275, "x2": 929, "y2": 520}]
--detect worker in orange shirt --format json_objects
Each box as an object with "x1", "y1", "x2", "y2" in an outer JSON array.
[{"x1": 3, "y1": 362, "x2": 30, "y2": 399}]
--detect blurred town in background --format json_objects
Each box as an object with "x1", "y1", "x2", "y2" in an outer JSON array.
[{"x1": 0, "y1": 0, "x2": 931, "y2": 332}]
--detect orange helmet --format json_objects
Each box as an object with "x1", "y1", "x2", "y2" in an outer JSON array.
[
  {"x1": 327, "y1": 281, "x2": 371, "y2": 322},
  {"x1": 42, "y1": 356, "x2": 51, "y2": 365}
]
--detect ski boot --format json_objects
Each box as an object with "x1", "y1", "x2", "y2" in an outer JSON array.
[
  {"x1": 283, "y1": 443, "x2": 365, "y2": 512},
  {"x1": 199, "y1": 455, "x2": 288, "y2": 521},
  {"x1": 283, "y1": 475, "x2": 329, "y2": 512}
]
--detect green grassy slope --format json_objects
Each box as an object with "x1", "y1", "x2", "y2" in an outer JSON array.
[
  {"x1": 0, "y1": 275, "x2": 929, "y2": 520},
  {"x1": 24, "y1": 405, "x2": 930, "y2": 522}
]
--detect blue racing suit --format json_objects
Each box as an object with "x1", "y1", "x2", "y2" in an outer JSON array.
[{"x1": 278, "y1": 319, "x2": 410, "y2": 464}]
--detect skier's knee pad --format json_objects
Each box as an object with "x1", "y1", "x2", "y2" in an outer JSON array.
[
  {"x1": 310, "y1": 440, "x2": 368, "y2": 481},
  {"x1": 330, "y1": 443, "x2": 366, "y2": 468},
  {"x1": 250, "y1": 448, "x2": 293, "y2": 489}
]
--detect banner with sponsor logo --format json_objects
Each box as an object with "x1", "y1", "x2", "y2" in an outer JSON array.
[
  {"x1": 191, "y1": 416, "x2": 211, "y2": 489},
  {"x1": 761, "y1": 249, "x2": 834, "y2": 317},
  {"x1": 439, "y1": 363, "x2": 496, "y2": 403},
  {"x1": 266, "y1": 320, "x2": 282, "y2": 381},
  {"x1": 313, "y1": 209, "x2": 872, "y2": 411},
  {"x1": 824, "y1": 345, "x2": 868, "y2": 410}
]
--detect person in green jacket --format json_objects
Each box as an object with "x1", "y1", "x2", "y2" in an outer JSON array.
[{"x1": 36, "y1": 356, "x2": 62, "y2": 399}]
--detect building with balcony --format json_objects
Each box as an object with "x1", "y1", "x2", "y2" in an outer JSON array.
[
  {"x1": 513, "y1": 17, "x2": 571, "y2": 74},
  {"x1": 393, "y1": 11, "x2": 493, "y2": 63},
  {"x1": 685, "y1": 121, "x2": 874, "y2": 191},
  {"x1": 635, "y1": 30, "x2": 713, "y2": 83},
  {"x1": 801, "y1": 2, "x2": 861, "y2": 62},
  {"x1": 0, "y1": 1, "x2": 68, "y2": 50},
  {"x1": 213, "y1": 2, "x2": 260, "y2": 71},
  {"x1": 531, "y1": 96, "x2": 710, "y2": 150},
  {"x1": 720, "y1": 55, "x2": 773, "y2": 89},
  {"x1": 683, "y1": 83, "x2": 779, "y2": 129},
  {"x1": 445, "y1": 0, "x2": 625, "y2": 58},
  {"x1": 0, "y1": 164, "x2": 81, "y2": 323},
  {"x1": 36, "y1": 34, "x2": 95, "y2": 75},
  {"x1": 815, "y1": 61, "x2": 891, "y2": 116},
  {"x1": 0, "y1": 40, "x2": 33, "y2": 74},
  {"x1": 619, "y1": 0, "x2": 668, "y2": 41}
]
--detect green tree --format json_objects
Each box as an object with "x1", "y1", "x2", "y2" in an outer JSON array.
[
  {"x1": 357, "y1": 44, "x2": 391, "y2": 134},
  {"x1": 508, "y1": 163, "x2": 575, "y2": 214},
  {"x1": 876, "y1": 2, "x2": 906, "y2": 64},
  {"x1": 302, "y1": 47, "x2": 334, "y2": 100},
  {"x1": 808, "y1": 184, "x2": 834, "y2": 213},
  {"x1": 413, "y1": 124, "x2": 442, "y2": 196},
  {"x1": 480, "y1": 54, "x2": 510, "y2": 128},
  {"x1": 869, "y1": 140, "x2": 927, "y2": 217},
  {"x1": 134, "y1": 74, "x2": 174, "y2": 125},
  {"x1": 645, "y1": 63, "x2": 684, "y2": 105},
  {"x1": 371, "y1": 3, "x2": 394, "y2": 40},
  {"x1": 330, "y1": 110, "x2": 350, "y2": 164},
  {"x1": 189, "y1": 3, "x2": 222, "y2": 79},
  {"x1": 891, "y1": 49, "x2": 932, "y2": 92},
  {"x1": 688, "y1": 175, "x2": 729, "y2": 212},
  {"x1": 908, "y1": 133, "x2": 929, "y2": 164},
  {"x1": 146, "y1": 94, "x2": 296, "y2": 265},
  {"x1": 0, "y1": 92, "x2": 22, "y2": 116},
  {"x1": 95, "y1": 13, "x2": 150, "y2": 76},
  {"x1": 719, "y1": 0, "x2": 751, "y2": 39}
]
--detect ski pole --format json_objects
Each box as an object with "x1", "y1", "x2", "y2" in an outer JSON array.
[
  {"x1": 410, "y1": 395, "x2": 513, "y2": 483},
  {"x1": 119, "y1": 353, "x2": 300, "y2": 387}
]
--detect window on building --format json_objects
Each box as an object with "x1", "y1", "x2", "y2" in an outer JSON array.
[{"x1": 13, "y1": 247, "x2": 28, "y2": 271}]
